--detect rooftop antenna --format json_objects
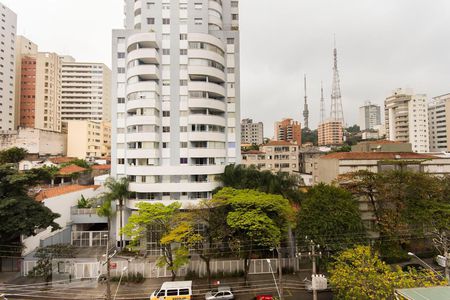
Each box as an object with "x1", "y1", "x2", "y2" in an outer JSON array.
[
  {"x1": 303, "y1": 74, "x2": 309, "y2": 129},
  {"x1": 330, "y1": 36, "x2": 345, "y2": 125},
  {"x1": 320, "y1": 81, "x2": 325, "y2": 124}
]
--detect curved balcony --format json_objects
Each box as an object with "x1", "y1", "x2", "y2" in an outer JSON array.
[
  {"x1": 188, "y1": 114, "x2": 226, "y2": 127},
  {"x1": 188, "y1": 98, "x2": 226, "y2": 112},
  {"x1": 127, "y1": 48, "x2": 160, "y2": 65},
  {"x1": 188, "y1": 33, "x2": 224, "y2": 52},
  {"x1": 188, "y1": 49, "x2": 225, "y2": 65},
  {"x1": 188, "y1": 148, "x2": 226, "y2": 158},
  {"x1": 126, "y1": 132, "x2": 160, "y2": 143},
  {"x1": 126, "y1": 115, "x2": 159, "y2": 127},
  {"x1": 129, "y1": 182, "x2": 219, "y2": 194},
  {"x1": 134, "y1": 0, "x2": 142, "y2": 14},
  {"x1": 188, "y1": 65, "x2": 225, "y2": 83},
  {"x1": 127, "y1": 98, "x2": 161, "y2": 111},
  {"x1": 208, "y1": 15, "x2": 223, "y2": 30},
  {"x1": 209, "y1": 0, "x2": 223, "y2": 15},
  {"x1": 189, "y1": 131, "x2": 226, "y2": 142},
  {"x1": 127, "y1": 81, "x2": 160, "y2": 96},
  {"x1": 126, "y1": 149, "x2": 160, "y2": 159},
  {"x1": 188, "y1": 81, "x2": 225, "y2": 98},
  {"x1": 127, "y1": 65, "x2": 160, "y2": 81},
  {"x1": 126, "y1": 165, "x2": 225, "y2": 176},
  {"x1": 127, "y1": 33, "x2": 158, "y2": 52}
]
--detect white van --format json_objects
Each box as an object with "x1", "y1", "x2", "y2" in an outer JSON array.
[{"x1": 150, "y1": 281, "x2": 193, "y2": 300}]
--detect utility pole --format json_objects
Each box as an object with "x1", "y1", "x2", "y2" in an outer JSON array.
[
  {"x1": 308, "y1": 240, "x2": 321, "y2": 300},
  {"x1": 277, "y1": 247, "x2": 283, "y2": 300},
  {"x1": 105, "y1": 238, "x2": 112, "y2": 300},
  {"x1": 432, "y1": 230, "x2": 449, "y2": 284}
]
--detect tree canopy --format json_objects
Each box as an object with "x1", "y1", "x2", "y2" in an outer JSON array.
[
  {"x1": 0, "y1": 147, "x2": 28, "y2": 164},
  {"x1": 296, "y1": 184, "x2": 366, "y2": 251},
  {"x1": 330, "y1": 245, "x2": 446, "y2": 300}
]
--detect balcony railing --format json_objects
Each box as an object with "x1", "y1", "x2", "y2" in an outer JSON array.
[
  {"x1": 71, "y1": 207, "x2": 99, "y2": 216},
  {"x1": 71, "y1": 231, "x2": 108, "y2": 247}
]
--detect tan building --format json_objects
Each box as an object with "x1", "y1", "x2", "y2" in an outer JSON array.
[
  {"x1": 67, "y1": 120, "x2": 111, "y2": 159},
  {"x1": 351, "y1": 140, "x2": 412, "y2": 153},
  {"x1": 274, "y1": 118, "x2": 302, "y2": 145},
  {"x1": 17, "y1": 51, "x2": 63, "y2": 132},
  {"x1": 428, "y1": 93, "x2": 450, "y2": 152},
  {"x1": 61, "y1": 57, "x2": 112, "y2": 122},
  {"x1": 318, "y1": 120, "x2": 343, "y2": 146},
  {"x1": 241, "y1": 141, "x2": 299, "y2": 174}
]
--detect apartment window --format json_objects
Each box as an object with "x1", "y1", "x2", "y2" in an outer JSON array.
[
  {"x1": 227, "y1": 38, "x2": 235, "y2": 44},
  {"x1": 194, "y1": 3, "x2": 202, "y2": 9},
  {"x1": 231, "y1": 1, "x2": 238, "y2": 7},
  {"x1": 117, "y1": 97, "x2": 125, "y2": 104},
  {"x1": 180, "y1": 158, "x2": 188, "y2": 164},
  {"x1": 163, "y1": 142, "x2": 169, "y2": 148},
  {"x1": 232, "y1": 14, "x2": 239, "y2": 20},
  {"x1": 163, "y1": 126, "x2": 170, "y2": 132},
  {"x1": 118, "y1": 67, "x2": 125, "y2": 74},
  {"x1": 147, "y1": 18, "x2": 155, "y2": 24},
  {"x1": 180, "y1": 49, "x2": 187, "y2": 55},
  {"x1": 180, "y1": 142, "x2": 188, "y2": 148},
  {"x1": 162, "y1": 111, "x2": 170, "y2": 117},
  {"x1": 194, "y1": 18, "x2": 203, "y2": 25},
  {"x1": 147, "y1": 2, "x2": 155, "y2": 9},
  {"x1": 162, "y1": 18, "x2": 170, "y2": 25},
  {"x1": 117, "y1": 52, "x2": 125, "y2": 58},
  {"x1": 179, "y1": 3, "x2": 188, "y2": 10},
  {"x1": 162, "y1": 49, "x2": 170, "y2": 55},
  {"x1": 227, "y1": 68, "x2": 235, "y2": 73},
  {"x1": 180, "y1": 126, "x2": 187, "y2": 132},
  {"x1": 180, "y1": 34, "x2": 187, "y2": 40},
  {"x1": 118, "y1": 159, "x2": 125, "y2": 165},
  {"x1": 180, "y1": 80, "x2": 188, "y2": 86}
]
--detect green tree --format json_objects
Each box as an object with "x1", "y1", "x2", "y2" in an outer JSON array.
[
  {"x1": 0, "y1": 147, "x2": 28, "y2": 164},
  {"x1": 61, "y1": 158, "x2": 90, "y2": 169},
  {"x1": 122, "y1": 202, "x2": 190, "y2": 281},
  {"x1": 302, "y1": 128, "x2": 318, "y2": 145},
  {"x1": 346, "y1": 124, "x2": 360, "y2": 133},
  {"x1": 330, "y1": 245, "x2": 446, "y2": 300},
  {"x1": 0, "y1": 164, "x2": 60, "y2": 244},
  {"x1": 103, "y1": 177, "x2": 130, "y2": 250},
  {"x1": 296, "y1": 184, "x2": 366, "y2": 252},
  {"x1": 214, "y1": 188, "x2": 293, "y2": 284},
  {"x1": 28, "y1": 244, "x2": 74, "y2": 283},
  {"x1": 218, "y1": 164, "x2": 304, "y2": 203}
]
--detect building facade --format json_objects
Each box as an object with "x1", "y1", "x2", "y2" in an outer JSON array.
[
  {"x1": 61, "y1": 58, "x2": 112, "y2": 122},
  {"x1": 15, "y1": 36, "x2": 38, "y2": 129},
  {"x1": 428, "y1": 93, "x2": 450, "y2": 152},
  {"x1": 0, "y1": 3, "x2": 17, "y2": 132},
  {"x1": 385, "y1": 88, "x2": 429, "y2": 153},
  {"x1": 67, "y1": 120, "x2": 111, "y2": 159},
  {"x1": 318, "y1": 120, "x2": 343, "y2": 146},
  {"x1": 111, "y1": 0, "x2": 240, "y2": 210},
  {"x1": 241, "y1": 141, "x2": 299, "y2": 174},
  {"x1": 359, "y1": 102, "x2": 381, "y2": 130},
  {"x1": 274, "y1": 118, "x2": 301, "y2": 145},
  {"x1": 241, "y1": 118, "x2": 263, "y2": 145},
  {"x1": 17, "y1": 52, "x2": 63, "y2": 132}
]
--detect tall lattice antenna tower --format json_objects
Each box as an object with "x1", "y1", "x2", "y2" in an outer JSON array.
[
  {"x1": 303, "y1": 74, "x2": 309, "y2": 129},
  {"x1": 330, "y1": 39, "x2": 345, "y2": 125},
  {"x1": 320, "y1": 81, "x2": 325, "y2": 124}
]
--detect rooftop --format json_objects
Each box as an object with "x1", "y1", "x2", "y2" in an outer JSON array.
[
  {"x1": 395, "y1": 286, "x2": 450, "y2": 300},
  {"x1": 35, "y1": 184, "x2": 99, "y2": 202},
  {"x1": 358, "y1": 140, "x2": 405, "y2": 145},
  {"x1": 321, "y1": 152, "x2": 437, "y2": 160},
  {"x1": 264, "y1": 141, "x2": 297, "y2": 146},
  {"x1": 92, "y1": 164, "x2": 111, "y2": 171},
  {"x1": 58, "y1": 164, "x2": 87, "y2": 175},
  {"x1": 49, "y1": 157, "x2": 76, "y2": 164}
]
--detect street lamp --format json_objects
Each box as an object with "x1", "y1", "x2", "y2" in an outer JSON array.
[
  {"x1": 113, "y1": 266, "x2": 128, "y2": 300},
  {"x1": 266, "y1": 259, "x2": 281, "y2": 300},
  {"x1": 407, "y1": 252, "x2": 445, "y2": 279}
]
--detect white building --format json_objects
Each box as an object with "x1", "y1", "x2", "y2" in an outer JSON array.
[
  {"x1": 61, "y1": 57, "x2": 112, "y2": 122},
  {"x1": 428, "y1": 93, "x2": 450, "y2": 153},
  {"x1": 0, "y1": 3, "x2": 17, "y2": 132},
  {"x1": 241, "y1": 118, "x2": 263, "y2": 145},
  {"x1": 359, "y1": 102, "x2": 381, "y2": 130},
  {"x1": 385, "y1": 88, "x2": 429, "y2": 153}
]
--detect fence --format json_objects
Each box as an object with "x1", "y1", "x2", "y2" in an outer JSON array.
[{"x1": 22, "y1": 257, "x2": 299, "y2": 279}]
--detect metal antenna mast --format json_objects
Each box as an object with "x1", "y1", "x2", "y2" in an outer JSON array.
[
  {"x1": 330, "y1": 38, "x2": 345, "y2": 125},
  {"x1": 320, "y1": 81, "x2": 325, "y2": 124},
  {"x1": 303, "y1": 74, "x2": 309, "y2": 129}
]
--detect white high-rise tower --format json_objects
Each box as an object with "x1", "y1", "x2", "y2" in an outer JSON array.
[{"x1": 111, "y1": 0, "x2": 240, "y2": 246}]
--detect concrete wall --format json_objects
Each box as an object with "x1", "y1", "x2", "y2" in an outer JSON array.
[{"x1": 0, "y1": 127, "x2": 66, "y2": 156}]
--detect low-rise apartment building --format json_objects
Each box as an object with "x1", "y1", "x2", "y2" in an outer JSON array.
[
  {"x1": 241, "y1": 141, "x2": 299, "y2": 174},
  {"x1": 66, "y1": 120, "x2": 111, "y2": 160}
]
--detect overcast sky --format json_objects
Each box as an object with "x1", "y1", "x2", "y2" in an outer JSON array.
[{"x1": 3, "y1": 0, "x2": 450, "y2": 136}]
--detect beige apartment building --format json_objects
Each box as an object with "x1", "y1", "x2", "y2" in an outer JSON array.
[
  {"x1": 241, "y1": 141, "x2": 299, "y2": 174},
  {"x1": 67, "y1": 120, "x2": 111, "y2": 159},
  {"x1": 318, "y1": 120, "x2": 343, "y2": 146},
  {"x1": 428, "y1": 93, "x2": 450, "y2": 152},
  {"x1": 61, "y1": 57, "x2": 111, "y2": 122}
]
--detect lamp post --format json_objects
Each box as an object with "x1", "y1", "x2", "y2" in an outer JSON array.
[
  {"x1": 407, "y1": 252, "x2": 445, "y2": 280},
  {"x1": 113, "y1": 267, "x2": 128, "y2": 300},
  {"x1": 266, "y1": 259, "x2": 282, "y2": 300}
]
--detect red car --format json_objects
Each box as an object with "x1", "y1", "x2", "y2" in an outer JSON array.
[{"x1": 256, "y1": 295, "x2": 274, "y2": 300}]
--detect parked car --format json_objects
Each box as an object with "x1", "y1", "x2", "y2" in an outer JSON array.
[
  {"x1": 256, "y1": 295, "x2": 274, "y2": 300},
  {"x1": 205, "y1": 286, "x2": 234, "y2": 300}
]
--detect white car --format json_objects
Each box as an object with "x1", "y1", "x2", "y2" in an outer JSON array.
[{"x1": 205, "y1": 286, "x2": 234, "y2": 300}]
